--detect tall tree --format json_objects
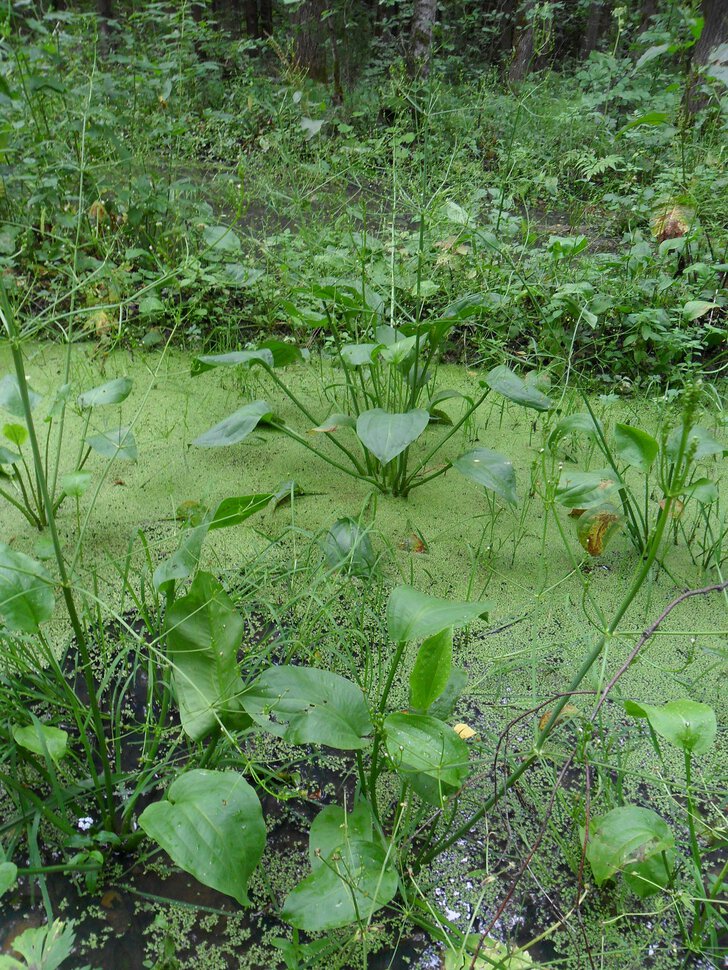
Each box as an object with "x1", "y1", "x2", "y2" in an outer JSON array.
[
  {"x1": 509, "y1": 0, "x2": 535, "y2": 83},
  {"x1": 692, "y1": 0, "x2": 728, "y2": 67},
  {"x1": 97, "y1": 0, "x2": 113, "y2": 42},
  {"x1": 410, "y1": 0, "x2": 438, "y2": 76},
  {"x1": 294, "y1": 0, "x2": 328, "y2": 82},
  {"x1": 580, "y1": 0, "x2": 609, "y2": 59}
]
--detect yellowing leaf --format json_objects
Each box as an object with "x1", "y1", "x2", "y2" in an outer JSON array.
[
  {"x1": 539, "y1": 704, "x2": 579, "y2": 731},
  {"x1": 453, "y1": 722, "x2": 476, "y2": 740},
  {"x1": 576, "y1": 504, "x2": 624, "y2": 557}
]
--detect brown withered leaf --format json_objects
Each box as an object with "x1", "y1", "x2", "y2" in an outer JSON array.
[
  {"x1": 651, "y1": 203, "x2": 694, "y2": 244},
  {"x1": 659, "y1": 497, "x2": 685, "y2": 519},
  {"x1": 398, "y1": 533, "x2": 428, "y2": 554},
  {"x1": 538, "y1": 704, "x2": 579, "y2": 732},
  {"x1": 576, "y1": 503, "x2": 624, "y2": 557},
  {"x1": 453, "y1": 722, "x2": 477, "y2": 740}
]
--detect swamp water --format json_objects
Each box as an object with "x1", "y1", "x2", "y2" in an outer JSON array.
[{"x1": 0, "y1": 344, "x2": 726, "y2": 968}]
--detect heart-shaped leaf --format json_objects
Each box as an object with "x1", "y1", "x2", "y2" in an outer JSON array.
[
  {"x1": 387, "y1": 585, "x2": 490, "y2": 643},
  {"x1": 624, "y1": 699, "x2": 716, "y2": 754},
  {"x1": 384, "y1": 713, "x2": 470, "y2": 798},
  {"x1": 192, "y1": 401, "x2": 274, "y2": 447},
  {"x1": 77, "y1": 377, "x2": 133, "y2": 409},
  {"x1": 614, "y1": 424, "x2": 659, "y2": 473},
  {"x1": 484, "y1": 365, "x2": 551, "y2": 411},
  {"x1": 452, "y1": 448, "x2": 517, "y2": 505},
  {"x1": 191, "y1": 349, "x2": 274, "y2": 376},
  {"x1": 547, "y1": 413, "x2": 603, "y2": 452},
  {"x1": 241, "y1": 666, "x2": 372, "y2": 750},
  {"x1": 356, "y1": 408, "x2": 429, "y2": 465},
  {"x1": 13, "y1": 722, "x2": 68, "y2": 763},
  {"x1": 555, "y1": 468, "x2": 620, "y2": 509},
  {"x1": 322, "y1": 517, "x2": 377, "y2": 578},
  {"x1": 86, "y1": 426, "x2": 138, "y2": 461},
  {"x1": 0, "y1": 544, "x2": 54, "y2": 633},
  {"x1": 666, "y1": 426, "x2": 726, "y2": 461},
  {"x1": 139, "y1": 770, "x2": 265, "y2": 905},
  {"x1": 587, "y1": 805, "x2": 674, "y2": 893},
  {"x1": 282, "y1": 839, "x2": 397, "y2": 931},
  {"x1": 166, "y1": 572, "x2": 246, "y2": 740},
  {"x1": 0, "y1": 375, "x2": 41, "y2": 417}
]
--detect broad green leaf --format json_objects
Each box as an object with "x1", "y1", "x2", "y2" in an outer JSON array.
[
  {"x1": 452, "y1": 448, "x2": 517, "y2": 505},
  {"x1": 614, "y1": 424, "x2": 659, "y2": 473},
  {"x1": 555, "y1": 468, "x2": 620, "y2": 509},
  {"x1": 620, "y1": 111, "x2": 671, "y2": 132},
  {"x1": 340, "y1": 343, "x2": 382, "y2": 367},
  {"x1": 310, "y1": 413, "x2": 356, "y2": 433},
  {"x1": 384, "y1": 712, "x2": 469, "y2": 791},
  {"x1": 191, "y1": 349, "x2": 274, "y2": 376},
  {"x1": 13, "y1": 723, "x2": 68, "y2": 763},
  {"x1": 445, "y1": 937, "x2": 535, "y2": 969},
  {"x1": 166, "y1": 572, "x2": 246, "y2": 740},
  {"x1": 484, "y1": 365, "x2": 551, "y2": 412},
  {"x1": 207, "y1": 493, "x2": 274, "y2": 530},
  {"x1": 409, "y1": 628, "x2": 453, "y2": 711},
  {"x1": 241, "y1": 666, "x2": 373, "y2": 750},
  {"x1": 683, "y1": 300, "x2": 718, "y2": 321},
  {"x1": 86, "y1": 426, "x2": 138, "y2": 461},
  {"x1": 77, "y1": 377, "x2": 133, "y2": 409},
  {"x1": 138, "y1": 770, "x2": 265, "y2": 906},
  {"x1": 547, "y1": 413, "x2": 603, "y2": 452},
  {"x1": 192, "y1": 401, "x2": 274, "y2": 447},
  {"x1": 322, "y1": 517, "x2": 377, "y2": 578},
  {"x1": 623, "y1": 848, "x2": 675, "y2": 899},
  {"x1": 635, "y1": 43, "x2": 670, "y2": 69},
  {"x1": 0, "y1": 544, "x2": 54, "y2": 633},
  {"x1": 387, "y1": 585, "x2": 490, "y2": 643},
  {"x1": 300, "y1": 116, "x2": 324, "y2": 140},
  {"x1": 153, "y1": 523, "x2": 208, "y2": 593},
  {"x1": 624, "y1": 699, "x2": 716, "y2": 754},
  {"x1": 0, "y1": 446, "x2": 21, "y2": 466},
  {"x1": 308, "y1": 802, "x2": 373, "y2": 869},
  {"x1": 666, "y1": 426, "x2": 726, "y2": 461},
  {"x1": 0, "y1": 375, "x2": 41, "y2": 417},
  {"x1": 282, "y1": 839, "x2": 397, "y2": 931},
  {"x1": 59, "y1": 471, "x2": 92, "y2": 497},
  {"x1": 355, "y1": 408, "x2": 429, "y2": 465},
  {"x1": 0, "y1": 919, "x2": 75, "y2": 970},
  {"x1": 45, "y1": 383, "x2": 73, "y2": 420},
  {"x1": 202, "y1": 224, "x2": 241, "y2": 255},
  {"x1": 257, "y1": 339, "x2": 303, "y2": 367},
  {"x1": 427, "y1": 667, "x2": 468, "y2": 720},
  {"x1": 0, "y1": 861, "x2": 17, "y2": 898},
  {"x1": 587, "y1": 805, "x2": 674, "y2": 891},
  {"x1": 686, "y1": 477, "x2": 718, "y2": 505},
  {"x1": 3, "y1": 423, "x2": 27, "y2": 447}
]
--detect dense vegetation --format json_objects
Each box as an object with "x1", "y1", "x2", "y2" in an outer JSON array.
[{"x1": 0, "y1": 2, "x2": 726, "y2": 968}]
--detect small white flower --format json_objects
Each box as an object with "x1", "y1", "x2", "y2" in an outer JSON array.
[{"x1": 77, "y1": 817, "x2": 94, "y2": 831}]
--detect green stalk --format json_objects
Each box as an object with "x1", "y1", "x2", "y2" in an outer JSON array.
[
  {"x1": 423, "y1": 407, "x2": 695, "y2": 864},
  {"x1": 0, "y1": 287, "x2": 116, "y2": 830}
]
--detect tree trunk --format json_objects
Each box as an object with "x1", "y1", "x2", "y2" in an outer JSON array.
[
  {"x1": 259, "y1": 0, "x2": 273, "y2": 37},
  {"x1": 685, "y1": 0, "x2": 728, "y2": 112},
  {"x1": 498, "y1": 0, "x2": 518, "y2": 59},
  {"x1": 410, "y1": 0, "x2": 438, "y2": 77},
  {"x1": 638, "y1": 0, "x2": 659, "y2": 33},
  {"x1": 245, "y1": 0, "x2": 259, "y2": 37},
  {"x1": 693, "y1": 0, "x2": 728, "y2": 67},
  {"x1": 294, "y1": 0, "x2": 328, "y2": 82},
  {"x1": 580, "y1": 1, "x2": 607, "y2": 59},
  {"x1": 509, "y1": 1, "x2": 535, "y2": 83},
  {"x1": 97, "y1": 0, "x2": 113, "y2": 44}
]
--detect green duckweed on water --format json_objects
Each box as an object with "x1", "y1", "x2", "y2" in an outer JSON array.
[{"x1": 1, "y1": 342, "x2": 726, "y2": 969}]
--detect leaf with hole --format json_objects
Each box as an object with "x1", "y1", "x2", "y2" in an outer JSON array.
[
  {"x1": 77, "y1": 377, "x2": 133, "y2": 409},
  {"x1": 355, "y1": 409, "x2": 429, "y2": 466},
  {"x1": 452, "y1": 448, "x2": 517, "y2": 505},
  {"x1": 166, "y1": 572, "x2": 246, "y2": 740},
  {"x1": 624, "y1": 699, "x2": 716, "y2": 754},
  {"x1": 387, "y1": 585, "x2": 490, "y2": 643},
  {"x1": 192, "y1": 401, "x2": 275, "y2": 448},
  {"x1": 0, "y1": 544, "x2": 54, "y2": 633},
  {"x1": 242, "y1": 666, "x2": 372, "y2": 750},
  {"x1": 138, "y1": 770, "x2": 265, "y2": 906}
]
